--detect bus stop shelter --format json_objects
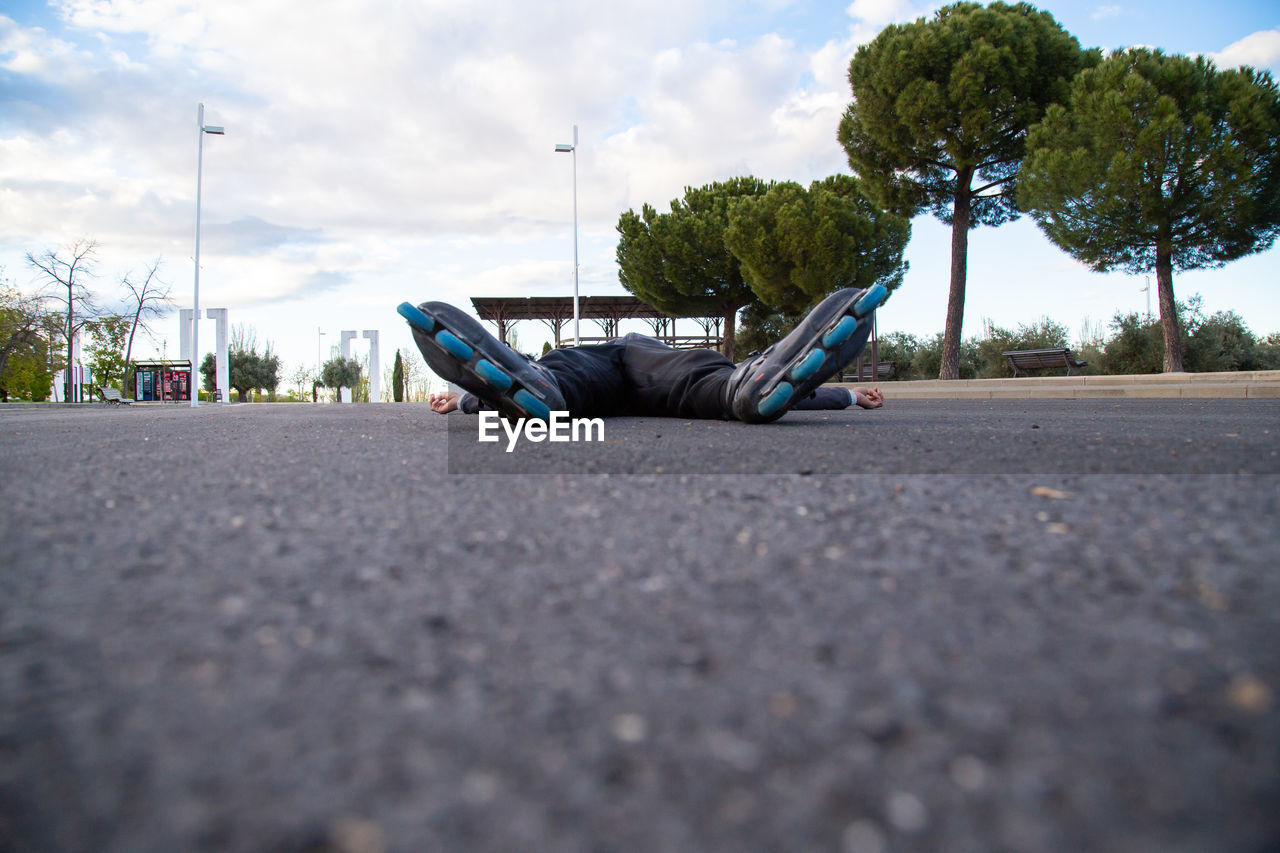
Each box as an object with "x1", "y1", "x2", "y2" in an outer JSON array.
[{"x1": 133, "y1": 360, "x2": 193, "y2": 402}]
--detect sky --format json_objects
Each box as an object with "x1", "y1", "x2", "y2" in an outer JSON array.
[{"x1": 2, "y1": 0, "x2": 1278, "y2": 390}]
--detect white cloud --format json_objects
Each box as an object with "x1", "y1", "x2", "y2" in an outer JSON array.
[
  {"x1": 3, "y1": 0, "x2": 1278, "y2": 371},
  {"x1": 6, "y1": 2, "x2": 840, "y2": 317},
  {"x1": 1091, "y1": 5, "x2": 1123, "y2": 21},
  {"x1": 0, "y1": 14, "x2": 89, "y2": 79},
  {"x1": 807, "y1": 0, "x2": 934, "y2": 113},
  {"x1": 845, "y1": 0, "x2": 921, "y2": 29},
  {"x1": 1213, "y1": 28, "x2": 1280, "y2": 72},
  {"x1": 844, "y1": 0, "x2": 933, "y2": 43}
]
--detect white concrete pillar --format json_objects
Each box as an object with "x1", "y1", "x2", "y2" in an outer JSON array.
[
  {"x1": 339, "y1": 330, "x2": 357, "y2": 402},
  {"x1": 363, "y1": 330, "x2": 380, "y2": 402},
  {"x1": 207, "y1": 308, "x2": 228, "y2": 402},
  {"x1": 179, "y1": 309, "x2": 194, "y2": 363}
]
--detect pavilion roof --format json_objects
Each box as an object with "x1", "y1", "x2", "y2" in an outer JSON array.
[{"x1": 469, "y1": 295, "x2": 676, "y2": 322}]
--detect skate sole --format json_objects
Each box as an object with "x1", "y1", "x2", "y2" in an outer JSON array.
[
  {"x1": 397, "y1": 301, "x2": 558, "y2": 421},
  {"x1": 752, "y1": 284, "x2": 887, "y2": 419}
]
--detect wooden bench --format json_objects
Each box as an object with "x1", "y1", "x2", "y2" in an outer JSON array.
[
  {"x1": 842, "y1": 361, "x2": 894, "y2": 382},
  {"x1": 98, "y1": 386, "x2": 134, "y2": 405},
  {"x1": 1003, "y1": 348, "x2": 1088, "y2": 376}
]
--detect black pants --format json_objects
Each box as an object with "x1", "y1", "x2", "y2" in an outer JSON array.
[{"x1": 538, "y1": 333, "x2": 734, "y2": 419}]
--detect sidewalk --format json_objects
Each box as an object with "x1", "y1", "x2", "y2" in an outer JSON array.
[
  {"x1": 5, "y1": 371, "x2": 1280, "y2": 409},
  {"x1": 837, "y1": 369, "x2": 1280, "y2": 399}
]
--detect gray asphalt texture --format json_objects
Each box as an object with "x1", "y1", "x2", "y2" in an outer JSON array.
[{"x1": 1, "y1": 399, "x2": 1277, "y2": 853}]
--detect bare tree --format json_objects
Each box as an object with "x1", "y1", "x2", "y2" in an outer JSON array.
[
  {"x1": 27, "y1": 240, "x2": 100, "y2": 400},
  {"x1": 229, "y1": 323, "x2": 258, "y2": 355},
  {"x1": 399, "y1": 347, "x2": 435, "y2": 401},
  {"x1": 290, "y1": 363, "x2": 316, "y2": 400},
  {"x1": 121, "y1": 258, "x2": 173, "y2": 370}
]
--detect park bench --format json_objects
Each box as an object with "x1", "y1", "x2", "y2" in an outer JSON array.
[
  {"x1": 1003, "y1": 347, "x2": 1088, "y2": 376},
  {"x1": 842, "y1": 361, "x2": 895, "y2": 382},
  {"x1": 98, "y1": 386, "x2": 133, "y2": 405}
]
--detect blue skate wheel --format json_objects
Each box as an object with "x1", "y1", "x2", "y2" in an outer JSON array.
[
  {"x1": 790, "y1": 348, "x2": 827, "y2": 382},
  {"x1": 853, "y1": 284, "x2": 887, "y2": 318},
  {"x1": 758, "y1": 382, "x2": 793, "y2": 418},
  {"x1": 475, "y1": 359, "x2": 512, "y2": 391},
  {"x1": 436, "y1": 330, "x2": 473, "y2": 361},
  {"x1": 396, "y1": 302, "x2": 435, "y2": 332},
  {"x1": 513, "y1": 389, "x2": 552, "y2": 421},
  {"x1": 823, "y1": 316, "x2": 857, "y2": 348}
]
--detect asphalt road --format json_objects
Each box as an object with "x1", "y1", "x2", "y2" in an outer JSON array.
[{"x1": 1, "y1": 399, "x2": 1277, "y2": 852}]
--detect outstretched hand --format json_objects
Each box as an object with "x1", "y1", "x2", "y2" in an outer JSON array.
[
  {"x1": 854, "y1": 387, "x2": 883, "y2": 410},
  {"x1": 429, "y1": 391, "x2": 460, "y2": 414}
]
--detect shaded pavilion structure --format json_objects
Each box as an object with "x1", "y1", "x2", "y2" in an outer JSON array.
[
  {"x1": 467, "y1": 295, "x2": 882, "y2": 378},
  {"x1": 469, "y1": 296, "x2": 724, "y2": 351}
]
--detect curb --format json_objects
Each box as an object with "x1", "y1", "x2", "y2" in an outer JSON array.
[{"x1": 834, "y1": 370, "x2": 1280, "y2": 400}]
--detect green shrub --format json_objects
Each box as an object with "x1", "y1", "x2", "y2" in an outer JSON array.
[
  {"x1": 1101, "y1": 312, "x2": 1167, "y2": 375},
  {"x1": 748, "y1": 291, "x2": 1277, "y2": 379},
  {"x1": 1256, "y1": 333, "x2": 1280, "y2": 370},
  {"x1": 975, "y1": 317, "x2": 1070, "y2": 377},
  {"x1": 1184, "y1": 310, "x2": 1259, "y2": 372},
  {"x1": 874, "y1": 332, "x2": 925, "y2": 379},
  {"x1": 911, "y1": 332, "x2": 979, "y2": 379},
  {"x1": 1074, "y1": 342, "x2": 1104, "y2": 374},
  {"x1": 1100, "y1": 297, "x2": 1269, "y2": 374},
  {"x1": 1072, "y1": 319, "x2": 1105, "y2": 375}
]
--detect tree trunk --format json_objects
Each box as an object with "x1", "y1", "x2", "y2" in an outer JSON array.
[
  {"x1": 722, "y1": 306, "x2": 737, "y2": 362},
  {"x1": 124, "y1": 304, "x2": 142, "y2": 379},
  {"x1": 940, "y1": 173, "x2": 972, "y2": 380},
  {"x1": 1155, "y1": 242, "x2": 1183, "y2": 373},
  {"x1": 66, "y1": 291, "x2": 74, "y2": 403}
]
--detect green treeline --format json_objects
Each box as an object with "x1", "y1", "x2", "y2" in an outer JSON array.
[{"x1": 617, "y1": 2, "x2": 1280, "y2": 377}]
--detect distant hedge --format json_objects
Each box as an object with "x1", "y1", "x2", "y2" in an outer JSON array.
[
  {"x1": 739, "y1": 295, "x2": 1279, "y2": 381},
  {"x1": 867, "y1": 298, "x2": 1279, "y2": 380}
]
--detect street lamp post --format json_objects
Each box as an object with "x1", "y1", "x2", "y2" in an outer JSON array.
[
  {"x1": 192, "y1": 102, "x2": 224, "y2": 407},
  {"x1": 555, "y1": 125, "x2": 579, "y2": 346},
  {"x1": 317, "y1": 328, "x2": 327, "y2": 402}
]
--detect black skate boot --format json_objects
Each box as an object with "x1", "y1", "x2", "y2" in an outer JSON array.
[
  {"x1": 397, "y1": 301, "x2": 566, "y2": 421},
  {"x1": 726, "y1": 284, "x2": 886, "y2": 423}
]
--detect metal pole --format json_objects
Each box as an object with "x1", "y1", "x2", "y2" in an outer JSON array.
[
  {"x1": 871, "y1": 313, "x2": 879, "y2": 376},
  {"x1": 191, "y1": 103, "x2": 223, "y2": 406},
  {"x1": 555, "y1": 127, "x2": 580, "y2": 346},
  {"x1": 571, "y1": 124, "x2": 579, "y2": 347},
  {"x1": 192, "y1": 103, "x2": 205, "y2": 407}
]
